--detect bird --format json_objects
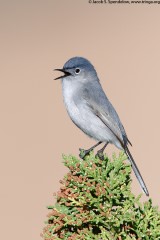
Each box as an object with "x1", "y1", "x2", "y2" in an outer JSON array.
[{"x1": 54, "y1": 56, "x2": 149, "y2": 196}]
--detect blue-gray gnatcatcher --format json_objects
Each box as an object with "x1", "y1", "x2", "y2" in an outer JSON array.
[{"x1": 54, "y1": 57, "x2": 149, "y2": 196}]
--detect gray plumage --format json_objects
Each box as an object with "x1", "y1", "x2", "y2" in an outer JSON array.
[{"x1": 54, "y1": 57, "x2": 149, "y2": 196}]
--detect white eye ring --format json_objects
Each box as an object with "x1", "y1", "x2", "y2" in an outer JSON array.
[{"x1": 75, "y1": 68, "x2": 81, "y2": 74}]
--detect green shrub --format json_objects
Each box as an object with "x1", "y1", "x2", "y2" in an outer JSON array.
[{"x1": 42, "y1": 152, "x2": 160, "y2": 240}]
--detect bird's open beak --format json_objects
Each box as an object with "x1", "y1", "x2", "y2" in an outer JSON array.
[{"x1": 54, "y1": 69, "x2": 71, "y2": 80}]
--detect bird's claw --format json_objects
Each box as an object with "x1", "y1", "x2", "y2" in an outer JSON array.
[
  {"x1": 79, "y1": 148, "x2": 90, "y2": 159},
  {"x1": 95, "y1": 150, "x2": 104, "y2": 160}
]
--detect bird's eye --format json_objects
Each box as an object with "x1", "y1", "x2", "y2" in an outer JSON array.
[{"x1": 75, "y1": 68, "x2": 80, "y2": 74}]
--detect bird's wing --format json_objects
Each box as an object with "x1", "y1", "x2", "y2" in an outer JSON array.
[
  {"x1": 95, "y1": 108, "x2": 125, "y2": 147},
  {"x1": 82, "y1": 84, "x2": 128, "y2": 148}
]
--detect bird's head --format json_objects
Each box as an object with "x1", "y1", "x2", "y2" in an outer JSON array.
[{"x1": 54, "y1": 57, "x2": 98, "y2": 83}]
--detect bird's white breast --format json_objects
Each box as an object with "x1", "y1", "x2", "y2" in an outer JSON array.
[{"x1": 61, "y1": 79, "x2": 80, "y2": 120}]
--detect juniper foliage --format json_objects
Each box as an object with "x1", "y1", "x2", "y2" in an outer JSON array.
[{"x1": 42, "y1": 152, "x2": 160, "y2": 240}]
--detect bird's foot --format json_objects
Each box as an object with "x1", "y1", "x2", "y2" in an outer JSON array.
[
  {"x1": 95, "y1": 150, "x2": 105, "y2": 160},
  {"x1": 79, "y1": 148, "x2": 91, "y2": 159}
]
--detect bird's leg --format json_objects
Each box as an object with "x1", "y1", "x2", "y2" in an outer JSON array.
[
  {"x1": 96, "y1": 142, "x2": 108, "y2": 160},
  {"x1": 79, "y1": 141, "x2": 102, "y2": 159}
]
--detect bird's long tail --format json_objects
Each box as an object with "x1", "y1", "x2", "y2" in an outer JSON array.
[{"x1": 125, "y1": 146, "x2": 149, "y2": 196}]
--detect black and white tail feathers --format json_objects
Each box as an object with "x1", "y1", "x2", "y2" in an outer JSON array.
[{"x1": 125, "y1": 146, "x2": 149, "y2": 196}]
